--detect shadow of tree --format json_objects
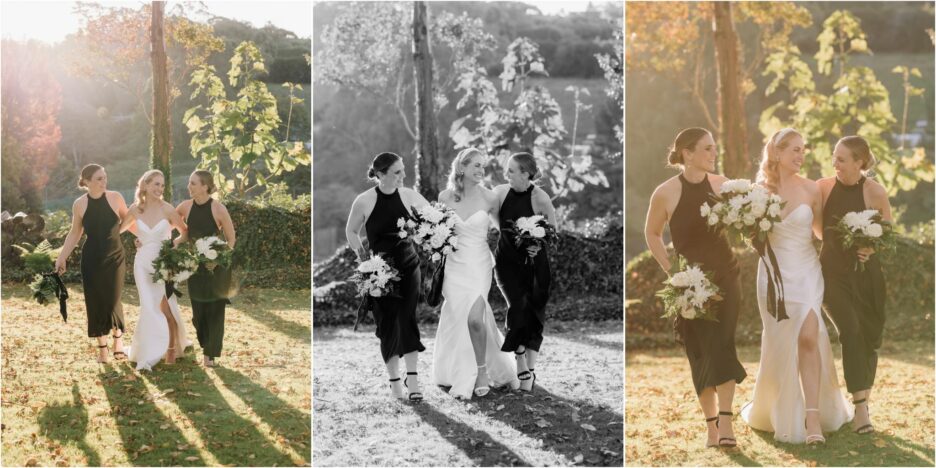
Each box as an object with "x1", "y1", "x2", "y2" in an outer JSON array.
[
  {"x1": 99, "y1": 364, "x2": 208, "y2": 466},
  {"x1": 214, "y1": 367, "x2": 311, "y2": 464},
  {"x1": 36, "y1": 383, "x2": 101, "y2": 466},
  {"x1": 146, "y1": 363, "x2": 298, "y2": 466},
  {"x1": 234, "y1": 292, "x2": 311, "y2": 341},
  {"x1": 466, "y1": 386, "x2": 624, "y2": 466},
  {"x1": 410, "y1": 402, "x2": 531, "y2": 466},
  {"x1": 751, "y1": 425, "x2": 934, "y2": 466}
]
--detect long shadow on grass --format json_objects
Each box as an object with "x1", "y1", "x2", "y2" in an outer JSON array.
[
  {"x1": 751, "y1": 426, "x2": 933, "y2": 466},
  {"x1": 410, "y1": 402, "x2": 531, "y2": 466},
  {"x1": 556, "y1": 331, "x2": 623, "y2": 352},
  {"x1": 234, "y1": 296, "x2": 311, "y2": 341},
  {"x1": 146, "y1": 362, "x2": 298, "y2": 466},
  {"x1": 99, "y1": 363, "x2": 208, "y2": 466},
  {"x1": 37, "y1": 383, "x2": 101, "y2": 466},
  {"x1": 214, "y1": 367, "x2": 311, "y2": 464},
  {"x1": 464, "y1": 386, "x2": 624, "y2": 466}
]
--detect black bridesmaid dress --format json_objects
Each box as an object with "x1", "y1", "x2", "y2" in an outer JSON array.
[
  {"x1": 364, "y1": 187, "x2": 425, "y2": 362},
  {"x1": 81, "y1": 193, "x2": 126, "y2": 337},
  {"x1": 669, "y1": 174, "x2": 746, "y2": 395},
  {"x1": 186, "y1": 198, "x2": 231, "y2": 359},
  {"x1": 495, "y1": 184, "x2": 551, "y2": 353},
  {"x1": 820, "y1": 176, "x2": 887, "y2": 394}
]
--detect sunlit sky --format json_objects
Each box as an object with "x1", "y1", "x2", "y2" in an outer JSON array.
[
  {"x1": 1, "y1": 1, "x2": 313, "y2": 44},
  {"x1": 1, "y1": 1, "x2": 613, "y2": 44}
]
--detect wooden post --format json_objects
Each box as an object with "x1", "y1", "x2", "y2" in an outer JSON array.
[
  {"x1": 411, "y1": 1, "x2": 440, "y2": 200},
  {"x1": 712, "y1": 2, "x2": 750, "y2": 178},
  {"x1": 151, "y1": 1, "x2": 172, "y2": 200}
]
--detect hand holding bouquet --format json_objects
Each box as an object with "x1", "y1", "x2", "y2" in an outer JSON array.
[
  {"x1": 656, "y1": 255, "x2": 722, "y2": 322},
  {"x1": 701, "y1": 179, "x2": 785, "y2": 244},
  {"x1": 350, "y1": 253, "x2": 401, "y2": 298},
  {"x1": 152, "y1": 240, "x2": 198, "y2": 285},
  {"x1": 505, "y1": 215, "x2": 558, "y2": 263},
  {"x1": 194, "y1": 235, "x2": 233, "y2": 272},
  {"x1": 398, "y1": 202, "x2": 459, "y2": 263},
  {"x1": 834, "y1": 209, "x2": 896, "y2": 271}
]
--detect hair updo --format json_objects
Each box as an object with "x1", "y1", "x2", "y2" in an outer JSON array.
[
  {"x1": 192, "y1": 169, "x2": 217, "y2": 194},
  {"x1": 756, "y1": 127, "x2": 802, "y2": 194},
  {"x1": 838, "y1": 135, "x2": 877, "y2": 171},
  {"x1": 447, "y1": 147, "x2": 484, "y2": 202},
  {"x1": 509, "y1": 152, "x2": 540, "y2": 181},
  {"x1": 367, "y1": 152, "x2": 402, "y2": 181},
  {"x1": 667, "y1": 127, "x2": 711, "y2": 168},
  {"x1": 77, "y1": 164, "x2": 105, "y2": 190}
]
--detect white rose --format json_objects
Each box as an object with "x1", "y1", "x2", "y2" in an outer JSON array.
[
  {"x1": 205, "y1": 249, "x2": 218, "y2": 260},
  {"x1": 680, "y1": 307, "x2": 697, "y2": 319},
  {"x1": 683, "y1": 266, "x2": 706, "y2": 287},
  {"x1": 443, "y1": 246, "x2": 453, "y2": 254},
  {"x1": 728, "y1": 196, "x2": 745, "y2": 211},
  {"x1": 531, "y1": 226, "x2": 546, "y2": 238},
  {"x1": 175, "y1": 270, "x2": 192, "y2": 282},
  {"x1": 448, "y1": 236, "x2": 458, "y2": 246},
  {"x1": 399, "y1": 230, "x2": 408, "y2": 239},
  {"x1": 669, "y1": 272, "x2": 690, "y2": 288},
  {"x1": 707, "y1": 214, "x2": 719, "y2": 226},
  {"x1": 725, "y1": 210, "x2": 739, "y2": 224},
  {"x1": 712, "y1": 202, "x2": 724, "y2": 213},
  {"x1": 750, "y1": 203, "x2": 767, "y2": 218},
  {"x1": 431, "y1": 252, "x2": 441, "y2": 262},
  {"x1": 406, "y1": 219, "x2": 417, "y2": 228},
  {"x1": 743, "y1": 214, "x2": 756, "y2": 226},
  {"x1": 759, "y1": 219, "x2": 772, "y2": 232},
  {"x1": 397, "y1": 218, "x2": 406, "y2": 228},
  {"x1": 195, "y1": 238, "x2": 210, "y2": 255},
  {"x1": 370, "y1": 288, "x2": 383, "y2": 297},
  {"x1": 700, "y1": 203, "x2": 711, "y2": 217},
  {"x1": 863, "y1": 223, "x2": 883, "y2": 238},
  {"x1": 767, "y1": 203, "x2": 782, "y2": 217}
]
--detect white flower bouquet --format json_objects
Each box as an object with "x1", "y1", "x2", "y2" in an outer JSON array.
[
  {"x1": 701, "y1": 178, "x2": 786, "y2": 244},
  {"x1": 193, "y1": 235, "x2": 233, "y2": 272},
  {"x1": 833, "y1": 209, "x2": 896, "y2": 271},
  {"x1": 151, "y1": 240, "x2": 198, "y2": 285},
  {"x1": 505, "y1": 215, "x2": 558, "y2": 264},
  {"x1": 350, "y1": 253, "x2": 401, "y2": 298},
  {"x1": 397, "y1": 202, "x2": 459, "y2": 263},
  {"x1": 656, "y1": 255, "x2": 722, "y2": 321}
]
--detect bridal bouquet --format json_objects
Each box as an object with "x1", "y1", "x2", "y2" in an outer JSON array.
[
  {"x1": 504, "y1": 215, "x2": 558, "y2": 264},
  {"x1": 350, "y1": 253, "x2": 401, "y2": 298},
  {"x1": 833, "y1": 209, "x2": 896, "y2": 271},
  {"x1": 193, "y1": 235, "x2": 233, "y2": 272},
  {"x1": 701, "y1": 178, "x2": 785, "y2": 243},
  {"x1": 30, "y1": 272, "x2": 69, "y2": 322},
  {"x1": 656, "y1": 256, "x2": 722, "y2": 321},
  {"x1": 397, "y1": 203, "x2": 459, "y2": 263},
  {"x1": 151, "y1": 240, "x2": 199, "y2": 285}
]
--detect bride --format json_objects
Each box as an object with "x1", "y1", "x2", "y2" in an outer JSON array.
[
  {"x1": 432, "y1": 148, "x2": 520, "y2": 398},
  {"x1": 741, "y1": 129, "x2": 852, "y2": 444},
  {"x1": 120, "y1": 169, "x2": 192, "y2": 371}
]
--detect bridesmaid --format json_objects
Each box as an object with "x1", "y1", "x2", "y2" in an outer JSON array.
[
  {"x1": 54, "y1": 164, "x2": 131, "y2": 363},
  {"x1": 345, "y1": 152, "x2": 429, "y2": 401},
  {"x1": 175, "y1": 170, "x2": 236, "y2": 368},
  {"x1": 644, "y1": 128, "x2": 746, "y2": 448},
  {"x1": 817, "y1": 136, "x2": 890, "y2": 435},
  {"x1": 493, "y1": 152, "x2": 556, "y2": 392}
]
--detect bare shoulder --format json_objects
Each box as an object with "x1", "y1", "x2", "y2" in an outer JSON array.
[
  {"x1": 864, "y1": 178, "x2": 888, "y2": 198},
  {"x1": 353, "y1": 188, "x2": 376, "y2": 208},
  {"x1": 211, "y1": 199, "x2": 230, "y2": 216},
  {"x1": 176, "y1": 199, "x2": 193, "y2": 211},
  {"x1": 492, "y1": 184, "x2": 510, "y2": 196},
  {"x1": 73, "y1": 195, "x2": 88, "y2": 209},
  {"x1": 651, "y1": 175, "x2": 680, "y2": 202},
  {"x1": 438, "y1": 189, "x2": 453, "y2": 203},
  {"x1": 106, "y1": 190, "x2": 126, "y2": 203},
  {"x1": 799, "y1": 176, "x2": 819, "y2": 193},
  {"x1": 708, "y1": 173, "x2": 729, "y2": 185},
  {"x1": 531, "y1": 186, "x2": 551, "y2": 203},
  {"x1": 161, "y1": 200, "x2": 177, "y2": 215},
  {"x1": 480, "y1": 186, "x2": 497, "y2": 202}
]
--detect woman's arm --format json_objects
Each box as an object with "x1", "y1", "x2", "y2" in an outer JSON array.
[
  {"x1": 532, "y1": 188, "x2": 558, "y2": 228},
  {"x1": 115, "y1": 192, "x2": 137, "y2": 235},
  {"x1": 166, "y1": 203, "x2": 188, "y2": 239},
  {"x1": 214, "y1": 203, "x2": 236, "y2": 249},
  {"x1": 645, "y1": 185, "x2": 673, "y2": 273},
  {"x1": 345, "y1": 194, "x2": 368, "y2": 260},
  {"x1": 118, "y1": 204, "x2": 138, "y2": 233},
  {"x1": 54, "y1": 198, "x2": 86, "y2": 274},
  {"x1": 810, "y1": 181, "x2": 824, "y2": 241}
]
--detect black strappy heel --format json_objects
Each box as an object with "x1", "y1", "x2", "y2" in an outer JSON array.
[
  {"x1": 705, "y1": 416, "x2": 719, "y2": 448},
  {"x1": 112, "y1": 332, "x2": 127, "y2": 360},
  {"x1": 516, "y1": 350, "x2": 534, "y2": 392},
  {"x1": 717, "y1": 411, "x2": 737, "y2": 448},
  {"x1": 96, "y1": 344, "x2": 109, "y2": 363},
  {"x1": 403, "y1": 372, "x2": 423, "y2": 402},
  {"x1": 853, "y1": 398, "x2": 875, "y2": 435},
  {"x1": 389, "y1": 377, "x2": 403, "y2": 399}
]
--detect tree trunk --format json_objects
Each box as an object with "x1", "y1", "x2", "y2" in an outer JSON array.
[
  {"x1": 712, "y1": 2, "x2": 749, "y2": 178},
  {"x1": 411, "y1": 1, "x2": 439, "y2": 200},
  {"x1": 151, "y1": 1, "x2": 172, "y2": 200}
]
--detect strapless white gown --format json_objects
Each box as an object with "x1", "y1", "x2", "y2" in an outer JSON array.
[
  {"x1": 741, "y1": 204, "x2": 852, "y2": 443},
  {"x1": 432, "y1": 211, "x2": 520, "y2": 398},
  {"x1": 128, "y1": 219, "x2": 192, "y2": 371}
]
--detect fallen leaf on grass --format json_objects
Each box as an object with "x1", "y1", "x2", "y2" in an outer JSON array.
[
  {"x1": 138, "y1": 445, "x2": 153, "y2": 453},
  {"x1": 573, "y1": 454, "x2": 584, "y2": 464},
  {"x1": 535, "y1": 419, "x2": 552, "y2": 428},
  {"x1": 873, "y1": 438, "x2": 888, "y2": 448},
  {"x1": 25, "y1": 458, "x2": 38, "y2": 467},
  {"x1": 159, "y1": 424, "x2": 169, "y2": 430},
  {"x1": 581, "y1": 424, "x2": 597, "y2": 431},
  {"x1": 495, "y1": 404, "x2": 505, "y2": 411},
  {"x1": 185, "y1": 456, "x2": 199, "y2": 462}
]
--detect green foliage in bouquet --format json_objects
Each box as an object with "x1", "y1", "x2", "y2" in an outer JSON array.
[
  {"x1": 29, "y1": 273, "x2": 59, "y2": 306},
  {"x1": 151, "y1": 240, "x2": 199, "y2": 284},
  {"x1": 655, "y1": 254, "x2": 721, "y2": 322}
]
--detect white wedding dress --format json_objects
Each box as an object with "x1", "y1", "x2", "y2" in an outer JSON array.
[
  {"x1": 741, "y1": 204, "x2": 852, "y2": 443},
  {"x1": 432, "y1": 210, "x2": 520, "y2": 398},
  {"x1": 128, "y1": 219, "x2": 192, "y2": 371}
]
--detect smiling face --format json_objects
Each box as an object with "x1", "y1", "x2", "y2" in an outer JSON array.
[
  {"x1": 776, "y1": 134, "x2": 805, "y2": 174},
  {"x1": 462, "y1": 153, "x2": 485, "y2": 185},
  {"x1": 146, "y1": 174, "x2": 165, "y2": 200},
  {"x1": 85, "y1": 168, "x2": 107, "y2": 193},
  {"x1": 683, "y1": 132, "x2": 717, "y2": 173},
  {"x1": 832, "y1": 141, "x2": 864, "y2": 180},
  {"x1": 378, "y1": 159, "x2": 405, "y2": 189},
  {"x1": 505, "y1": 158, "x2": 530, "y2": 189},
  {"x1": 188, "y1": 174, "x2": 206, "y2": 198}
]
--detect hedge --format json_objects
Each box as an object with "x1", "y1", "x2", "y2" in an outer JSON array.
[
  {"x1": 313, "y1": 224, "x2": 624, "y2": 326},
  {"x1": 625, "y1": 237, "x2": 935, "y2": 349},
  {"x1": 1, "y1": 200, "x2": 311, "y2": 289}
]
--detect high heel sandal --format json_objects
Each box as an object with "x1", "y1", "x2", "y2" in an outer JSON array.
[
  {"x1": 388, "y1": 377, "x2": 404, "y2": 399},
  {"x1": 474, "y1": 364, "x2": 490, "y2": 397},
  {"x1": 704, "y1": 416, "x2": 719, "y2": 448},
  {"x1": 805, "y1": 408, "x2": 826, "y2": 444},
  {"x1": 165, "y1": 346, "x2": 176, "y2": 364},
  {"x1": 717, "y1": 411, "x2": 737, "y2": 448},
  {"x1": 96, "y1": 344, "x2": 109, "y2": 363},
  {"x1": 112, "y1": 332, "x2": 127, "y2": 360},
  {"x1": 853, "y1": 398, "x2": 875, "y2": 435},
  {"x1": 516, "y1": 350, "x2": 533, "y2": 392},
  {"x1": 403, "y1": 371, "x2": 423, "y2": 402}
]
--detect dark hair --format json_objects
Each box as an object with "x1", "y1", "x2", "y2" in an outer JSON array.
[
  {"x1": 192, "y1": 169, "x2": 217, "y2": 194},
  {"x1": 838, "y1": 135, "x2": 876, "y2": 171},
  {"x1": 367, "y1": 152, "x2": 402, "y2": 181},
  {"x1": 667, "y1": 128, "x2": 711, "y2": 167},
  {"x1": 509, "y1": 152, "x2": 540, "y2": 180},
  {"x1": 77, "y1": 164, "x2": 105, "y2": 190}
]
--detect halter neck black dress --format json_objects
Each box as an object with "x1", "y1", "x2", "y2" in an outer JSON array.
[
  {"x1": 365, "y1": 187, "x2": 425, "y2": 362},
  {"x1": 494, "y1": 184, "x2": 551, "y2": 353},
  {"x1": 820, "y1": 176, "x2": 887, "y2": 393},
  {"x1": 669, "y1": 174, "x2": 746, "y2": 395},
  {"x1": 81, "y1": 193, "x2": 126, "y2": 338},
  {"x1": 186, "y1": 198, "x2": 230, "y2": 359}
]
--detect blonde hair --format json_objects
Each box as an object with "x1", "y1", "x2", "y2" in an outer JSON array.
[
  {"x1": 192, "y1": 169, "x2": 217, "y2": 194},
  {"x1": 838, "y1": 136, "x2": 877, "y2": 172},
  {"x1": 757, "y1": 128, "x2": 802, "y2": 194},
  {"x1": 447, "y1": 148, "x2": 484, "y2": 202},
  {"x1": 134, "y1": 169, "x2": 164, "y2": 212}
]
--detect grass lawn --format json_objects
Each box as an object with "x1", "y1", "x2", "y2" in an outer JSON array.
[
  {"x1": 313, "y1": 320, "x2": 624, "y2": 467},
  {"x1": 1, "y1": 283, "x2": 311, "y2": 467},
  {"x1": 626, "y1": 340, "x2": 935, "y2": 466}
]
